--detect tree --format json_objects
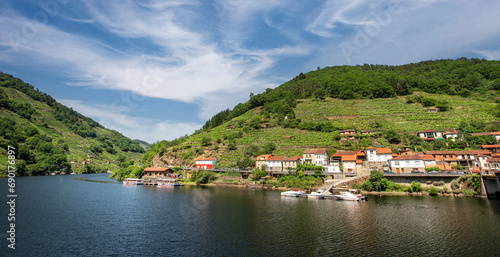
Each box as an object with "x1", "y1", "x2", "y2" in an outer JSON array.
[
  {"x1": 244, "y1": 144, "x2": 260, "y2": 157},
  {"x1": 237, "y1": 157, "x2": 256, "y2": 169},
  {"x1": 384, "y1": 129, "x2": 401, "y2": 144},
  {"x1": 201, "y1": 136, "x2": 211, "y2": 147},
  {"x1": 262, "y1": 142, "x2": 276, "y2": 154},
  {"x1": 314, "y1": 88, "x2": 326, "y2": 100},
  {"x1": 227, "y1": 140, "x2": 237, "y2": 150}
]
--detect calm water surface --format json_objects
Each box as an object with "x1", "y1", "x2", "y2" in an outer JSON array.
[{"x1": 1, "y1": 174, "x2": 500, "y2": 256}]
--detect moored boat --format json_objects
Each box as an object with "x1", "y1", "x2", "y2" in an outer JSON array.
[
  {"x1": 307, "y1": 189, "x2": 325, "y2": 199},
  {"x1": 333, "y1": 191, "x2": 361, "y2": 201},
  {"x1": 157, "y1": 178, "x2": 183, "y2": 187},
  {"x1": 123, "y1": 178, "x2": 144, "y2": 186},
  {"x1": 281, "y1": 190, "x2": 306, "y2": 197}
]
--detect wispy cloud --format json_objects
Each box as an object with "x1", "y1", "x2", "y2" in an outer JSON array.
[
  {"x1": 59, "y1": 99, "x2": 201, "y2": 143},
  {"x1": 0, "y1": 0, "x2": 306, "y2": 121}
]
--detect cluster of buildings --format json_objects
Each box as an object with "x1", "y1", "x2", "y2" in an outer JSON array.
[
  {"x1": 189, "y1": 129, "x2": 500, "y2": 177},
  {"x1": 252, "y1": 145, "x2": 500, "y2": 177}
]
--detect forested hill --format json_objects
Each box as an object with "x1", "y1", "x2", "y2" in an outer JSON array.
[
  {"x1": 141, "y1": 58, "x2": 500, "y2": 170},
  {"x1": 203, "y1": 58, "x2": 500, "y2": 130},
  {"x1": 0, "y1": 72, "x2": 144, "y2": 176}
]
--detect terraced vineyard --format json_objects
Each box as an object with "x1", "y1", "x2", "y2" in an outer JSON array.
[{"x1": 154, "y1": 92, "x2": 498, "y2": 169}]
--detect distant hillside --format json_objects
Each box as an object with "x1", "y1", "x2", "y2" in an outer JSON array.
[
  {"x1": 143, "y1": 58, "x2": 500, "y2": 169},
  {"x1": 133, "y1": 139, "x2": 151, "y2": 150},
  {"x1": 0, "y1": 73, "x2": 144, "y2": 176}
]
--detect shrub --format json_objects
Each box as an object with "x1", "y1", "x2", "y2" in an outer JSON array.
[
  {"x1": 441, "y1": 186, "x2": 449, "y2": 194},
  {"x1": 428, "y1": 186, "x2": 438, "y2": 195},
  {"x1": 463, "y1": 189, "x2": 475, "y2": 196},
  {"x1": 426, "y1": 181, "x2": 432, "y2": 185},
  {"x1": 450, "y1": 179, "x2": 460, "y2": 190},
  {"x1": 411, "y1": 182, "x2": 422, "y2": 192}
]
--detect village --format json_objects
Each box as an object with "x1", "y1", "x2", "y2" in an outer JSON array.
[{"x1": 141, "y1": 129, "x2": 500, "y2": 181}]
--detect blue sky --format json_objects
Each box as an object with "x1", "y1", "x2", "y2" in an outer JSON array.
[{"x1": 1, "y1": 0, "x2": 500, "y2": 143}]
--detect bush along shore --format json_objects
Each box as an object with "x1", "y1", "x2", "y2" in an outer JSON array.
[{"x1": 352, "y1": 170, "x2": 482, "y2": 197}]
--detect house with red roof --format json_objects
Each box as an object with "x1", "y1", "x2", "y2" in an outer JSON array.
[
  {"x1": 364, "y1": 147, "x2": 393, "y2": 162},
  {"x1": 303, "y1": 149, "x2": 329, "y2": 166},
  {"x1": 388, "y1": 154, "x2": 430, "y2": 173},
  {"x1": 195, "y1": 157, "x2": 217, "y2": 170},
  {"x1": 470, "y1": 131, "x2": 500, "y2": 141},
  {"x1": 283, "y1": 156, "x2": 302, "y2": 172},
  {"x1": 255, "y1": 154, "x2": 273, "y2": 170},
  {"x1": 144, "y1": 167, "x2": 173, "y2": 177},
  {"x1": 266, "y1": 156, "x2": 286, "y2": 173}
]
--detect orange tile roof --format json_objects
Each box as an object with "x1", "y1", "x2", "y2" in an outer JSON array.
[
  {"x1": 491, "y1": 132, "x2": 500, "y2": 135},
  {"x1": 419, "y1": 129, "x2": 441, "y2": 133},
  {"x1": 356, "y1": 160, "x2": 363, "y2": 164},
  {"x1": 267, "y1": 156, "x2": 286, "y2": 161},
  {"x1": 422, "y1": 155, "x2": 435, "y2": 160},
  {"x1": 357, "y1": 151, "x2": 366, "y2": 156},
  {"x1": 481, "y1": 145, "x2": 500, "y2": 149},
  {"x1": 390, "y1": 155, "x2": 424, "y2": 161},
  {"x1": 332, "y1": 151, "x2": 358, "y2": 156},
  {"x1": 144, "y1": 167, "x2": 169, "y2": 172},
  {"x1": 256, "y1": 154, "x2": 273, "y2": 160},
  {"x1": 342, "y1": 155, "x2": 357, "y2": 161},
  {"x1": 376, "y1": 148, "x2": 392, "y2": 154},
  {"x1": 303, "y1": 149, "x2": 327, "y2": 154},
  {"x1": 283, "y1": 156, "x2": 302, "y2": 162},
  {"x1": 194, "y1": 157, "x2": 216, "y2": 161}
]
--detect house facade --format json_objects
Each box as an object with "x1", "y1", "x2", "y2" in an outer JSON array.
[
  {"x1": 418, "y1": 130, "x2": 443, "y2": 141},
  {"x1": 195, "y1": 157, "x2": 217, "y2": 170},
  {"x1": 365, "y1": 147, "x2": 393, "y2": 162},
  {"x1": 256, "y1": 154, "x2": 273, "y2": 170},
  {"x1": 303, "y1": 149, "x2": 329, "y2": 166},
  {"x1": 266, "y1": 156, "x2": 286, "y2": 173},
  {"x1": 388, "y1": 155, "x2": 428, "y2": 173},
  {"x1": 144, "y1": 167, "x2": 172, "y2": 177},
  {"x1": 283, "y1": 156, "x2": 302, "y2": 171}
]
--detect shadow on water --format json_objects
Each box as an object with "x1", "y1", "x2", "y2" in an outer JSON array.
[{"x1": 71, "y1": 174, "x2": 122, "y2": 184}]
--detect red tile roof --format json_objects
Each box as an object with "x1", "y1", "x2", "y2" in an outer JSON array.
[
  {"x1": 331, "y1": 151, "x2": 358, "y2": 157},
  {"x1": 390, "y1": 155, "x2": 424, "y2": 161},
  {"x1": 419, "y1": 130, "x2": 441, "y2": 133},
  {"x1": 423, "y1": 150, "x2": 492, "y2": 155},
  {"x1": 283, "y1": 156, "x2": 302, "y2": 162},
  {"x1": 267, "y1": 156, "x2": 286, "y2": 161},
  {"x1": 144, "y1": 167, "x2": 169, "y2": 172},
  {"x1": 194, "y1": 157, "x2": 216, "y2": 161},
  {"x1": 256, "y1": 154, "x2": 273, "y2": 160},
  {"x1": 376, "y1": 148, "x2": 392, "y2": 154},
  {"x1": 481, "y1": 145, "x2": 500, "y2": 149},
  {"x1": 303, "y1": 149, "x2": 327, "y2": 154},
  {"x1": 342, "y1": 155, "x2": 357, "y2": 161}
]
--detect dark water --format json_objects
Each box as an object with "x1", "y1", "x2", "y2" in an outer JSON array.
[{"x1": 1, "y1": 174, "x2": 500, "y2": 256}]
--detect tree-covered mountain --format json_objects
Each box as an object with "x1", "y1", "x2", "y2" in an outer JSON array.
[
  {"x1": 203, "y1": 58, "x2": 500, "y2": 130},
  {"x1": 0, "y1": 72, "x2": 144, "y2": 176},
  {"x1": 143, "y1": 58, "x2": 500, "y2": 169}
]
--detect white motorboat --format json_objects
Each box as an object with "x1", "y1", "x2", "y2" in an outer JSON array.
[
  {"x1": 334, "y1": 191, "x2": 361, "y2": 201},
  {"x1": 307, "y1": 189, "x2": 325, "y2": 199},
  {"x1": 281, "y1": 190, "x2": 306, "y2": 197}
]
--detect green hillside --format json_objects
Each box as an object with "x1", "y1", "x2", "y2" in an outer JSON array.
[
  {"x1": 0, "y1": 73, "x2": 144, "y2": 177},
  {"x1": 144, "y1": 58, "x2": 500, "y2": 169}
]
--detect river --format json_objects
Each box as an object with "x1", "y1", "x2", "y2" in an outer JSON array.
[{"x1": 1, "y1": 173, "x2": 499, "y2": 256}]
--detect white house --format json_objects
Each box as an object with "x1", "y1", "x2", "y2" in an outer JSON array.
[
  {"x1": 444, "y1": 131, "x2": 459, "y2": 141},
  {"x1": 303, "y1": 149, "x2": 328, "y2": 166},
  {"x1": 418, "y1": 130, "x2": 443, "y2": 141},
  {"x1": 388, "y1": 155, "x2": 427, "y2": 173},
  {"x1": 365, "y1": 147, "x2": 393, "y2": 162},
  {"x1": 195, "y1": 157, "x2": 217, "y2": 169},
  {"x1": 266, "y1": 156, "x2": 286, "y2": 172}
]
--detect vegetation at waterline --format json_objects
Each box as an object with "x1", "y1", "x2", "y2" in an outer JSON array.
[
  {"x1": 355, "y1": 170, "x2": 482, "y2": 195},
  {"x1": 0, "y1": 72, "x2": 144, "y2": 177}
]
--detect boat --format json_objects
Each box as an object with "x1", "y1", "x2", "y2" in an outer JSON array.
[
  {"x1": 333, "y1": 191, "x2": 361, "y2": 201},
  {"x1": 307, "y1": 189, "x2": 325, "y2": 199},
  {"x1": 157, "y1": 178, "x2": 183, "y2": 187},
  {"x1": 123, "y1": 178, "x2": 144, "y2": 186},
  {"x1": 281, "y1": 190, "x2": 306, "y2": 197},
  {"x1": 50, "y1": 173, "x2": 56, "y2": 176},
  {"x1": 348, "y1": 189, "x2": 367, "y2": 200}
]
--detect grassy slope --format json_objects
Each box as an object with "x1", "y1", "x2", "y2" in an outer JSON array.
[
  {"x1": 0, "y1": 87, "x2": 143, "y2": 175},
  {"x1": 155, "y1": 92, "x2": 497, "y2": 169}
]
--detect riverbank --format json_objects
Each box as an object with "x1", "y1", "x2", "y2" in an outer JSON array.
[{"x1": 361, "y1": 190, "x2": 486, "y2": 198}]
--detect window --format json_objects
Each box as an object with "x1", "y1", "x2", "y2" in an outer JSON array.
[
  {"x1": 394, "y1": 161, "x2": 400, "y2": 166},
  {"x1": 405, "y1": 161, "x2": 410, "y2": 165}
]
